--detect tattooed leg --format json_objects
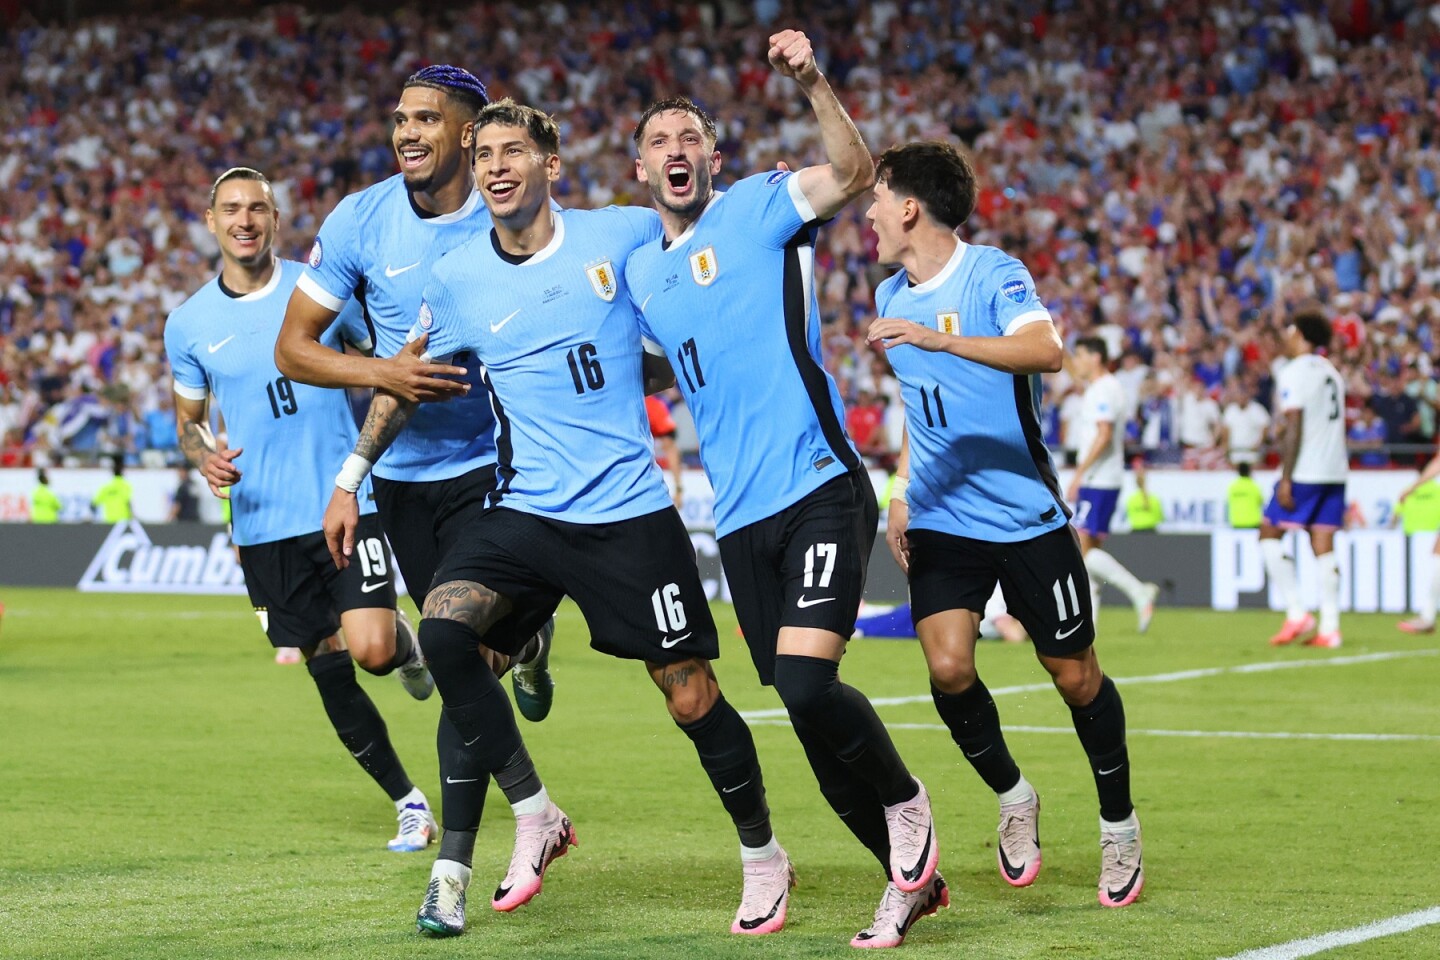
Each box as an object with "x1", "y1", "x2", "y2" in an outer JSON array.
[{"x1": 649, "y1": 657, "x2": 776, "y2": 850}]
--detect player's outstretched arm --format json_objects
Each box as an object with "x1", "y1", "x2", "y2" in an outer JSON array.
[
  {"x1": 174, "y1": 393, "x2": 242, "y2": 498},
  {"x1": 276, "y1": 289, "x2": 470, "y2": 403},
  {"x1": 868, "y1": 317, "x2": 1064, "y2": 375},
  {"x1": 769, "y1": 28, "x2": 875, "y2": 220},
  {"x1": 324, "y1": 389, "x2": 418, "y2": 569}
]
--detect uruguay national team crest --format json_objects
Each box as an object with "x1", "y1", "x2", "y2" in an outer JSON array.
[
  {"x1": 689, "y1": 246, "x2": 719, "y2": 287},
  {"x1": 1001, "y1": 279, "x2": 1028, "y2": 304},
  {"x1": 586, "y1": 260, "x2": 617, "y2": 302},
  {"x1": 936, "y1": 311, "x2": 960, "y2": 335},
  {"x1": 308, "y1": 239, "x2": 323, "y2": 269},
  {"x1": 417, "y1": 299, "x2": 433, "y2": 330}
]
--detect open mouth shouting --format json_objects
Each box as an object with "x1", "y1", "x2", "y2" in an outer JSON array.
[{"x1": 665, "y1": 161, "x2": 693, "y2": 198}]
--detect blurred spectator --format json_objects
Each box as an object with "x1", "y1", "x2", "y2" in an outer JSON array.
[
  {"x1": 1124, "y1": 458, "x2": 1163, "y2": 533},
  {"x1": 141, "y1": 392, "x2": 181, "y2": 467},
  {"x1": 1219, "y1": 383, "x2": 1272, "y2": 466},
  {"x1": 1348, "y1": 407, "x2": 1389, "y2": 468},
  {"x1": 645, "y1": 394, "x2": 683, "y2": 508},
  {"x1": 29, "y1": 467, "x2": 59, "y2": 523},
  {"x1": 1176, "y1": 378, "x2": 1221, "y2": 461},
  {"x1": 1226, "y1": 463, "x2": 1264, "y2": 530},
  {"x1": 168, "y1": 466, "x2": 200, "y2": 522},
  {"x1": 91, "y1": 456, "x2": 132, "y2": 523},
  {"x1": 846, "y1": 389, "x2": 887, "y2": 463}
]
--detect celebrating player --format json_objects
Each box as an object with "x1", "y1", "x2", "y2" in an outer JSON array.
[
  {"x1": 626, "y1": 32, "x2": 944, "y2": 948},
  {"x1": 866, "y1": 140, "x2": 1145, "y2": 909},
  {"x1": 1258, "y1": 310, "x2": 1348, "y2": 648},
  {"x1": 1066, "y1": 337, "x2": 1160, "y2": 630},
  {"x1": 274, "y1": 66, "x2": 556, "y2": 876},
  {"x1": 330, "y1": 100, "x2": 786, "y2": 939},
  {"x1": 164, "y1": 167, "x2": 436, "y2": 851}
]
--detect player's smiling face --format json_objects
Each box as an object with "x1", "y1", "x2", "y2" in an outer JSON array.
[
  {"x1": 635, "y1": 109, "x2": 721, "y2": 218},
  {"x1": 392, "y1": 86, "x2": 473, "y2": 194},
  {"x1": 473, "y1": 124, "x2": 559, "y2": 225},
  {"x1": 205, "y1": 178, "x2": 277, "y2": 268}
]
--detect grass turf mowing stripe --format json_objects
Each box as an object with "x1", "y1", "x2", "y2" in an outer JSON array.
[
  {"x1": 1216, "y1": 906, "x2": 1440, "y2": 959},
  {"x1": 747, "y1": 720, "x2": 1440, "y2": 743},
  {"x1": 739, "y1": 649, "x2": 1440, "y2": 720}
]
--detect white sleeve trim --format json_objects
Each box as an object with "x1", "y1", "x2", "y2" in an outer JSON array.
[
  {"x1": 346, "y1": 334, "x2": 374, "y2": 353},
  {"x1": 295, "y1": 273, "x2": 347, "y2": 314},
  {"x1": 173, "y1": 379, "x2": 208, "y2": 401},
  {"x1": 1003, "y1": 309, "x2": 1052, "y2": 336},
  {"x1": 641, "y1": 336, "x2": 666, "y2": 357},
  {"x1": 786, "y1": 173, "x2": 819, "y2": 224}
]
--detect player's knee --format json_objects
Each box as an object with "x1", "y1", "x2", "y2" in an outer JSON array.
[
  {"x1": 306, "y1": 648, "x2": 358, "y2": 695},
  {"x1": 926, "y1": 652, "x2": 977, "y2": 694},
  {"x1": 343, "y1": 622, "x2": 396, "y2": 674},
  {"x1": 658, "y1": 661, "x2": 720, "y2": 724},
  {"x1": 417, "y1": 616, "x2": 480, "y2": 675},
  {"x1": 1049, "y1": 660, "x2": 1101, "y2": 705},
  {"x1": 772, "y1": 654, "x2": 840, "y2": 723}
]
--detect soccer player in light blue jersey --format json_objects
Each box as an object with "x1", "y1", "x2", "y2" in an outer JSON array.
[
  {"x1": 866, "y1": 140, "x2": 1144, "y2": 909},
  {"x1": 272, "y1": 66, "x2": 557, "y2": 903},
  {"x1": 625, "y1": 31, "x2": 943, "y2": 949},
  {"x1": 164, "y1": 167, "x2": 437, "y2": 853},
  {"x1": 333, "y1": 100, "x2": 786, "y2": 939}
]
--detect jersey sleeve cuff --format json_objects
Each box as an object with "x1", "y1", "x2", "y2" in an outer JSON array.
[
  {"x1": 786, "y1": 173, "x2": 819, "y2": 224},
  {"x1": 1003, "y1": 309, "x2": 1052, "y2": 336},
  {"x1": 296, "y1": 273, "x2": 347, "y2": 313},
  {"x1": 172, "y1": 380, "x2": 208, "y2": 401},
  {"x1": 346, "y1": 334, "x2": 374, "y2": 353}
]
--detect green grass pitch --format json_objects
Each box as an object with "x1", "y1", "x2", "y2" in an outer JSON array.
[{"x1": 0, "y1": 588, "x2": 1437, "y2": 959}]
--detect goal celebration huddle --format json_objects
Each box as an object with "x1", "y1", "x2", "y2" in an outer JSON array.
[{"x1": 166, "y1": 28, "x2": 1149, "y2": 947}]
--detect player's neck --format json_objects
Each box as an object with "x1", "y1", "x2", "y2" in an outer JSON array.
[
  {"x1": 410, "y1": 175, "x2": 473, "y2": 218},
  {"x1": 219, "y1": 252, "x2": 277, "y2": 294},
  {"x1": 659, "y1": 189, "x2": 713, "y2": 242},
  {"x1": 494, "y1": 206, "x2": 555, "y2": 256},
  {"x1": 901, "y1": 229, "x2": 959, "y2": 285}
]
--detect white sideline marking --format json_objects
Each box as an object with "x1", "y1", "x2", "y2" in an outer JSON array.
[
  {"x1": 1216, "y1": 907, "x2": 1440, "y2": 959},
  {"x1": 745, "y1": 720, "x2": 1440, "y2": 743},
  {"x1": 738, "y1": 650, "x2": 1438, "y2": 720}
]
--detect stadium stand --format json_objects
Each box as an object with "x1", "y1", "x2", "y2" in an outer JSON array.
[{"x1": 2, "y1": 1, "x2": 1440, "y2": 470}]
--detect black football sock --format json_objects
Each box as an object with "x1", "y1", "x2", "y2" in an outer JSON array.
[
  {"x1": 436, "y1": 710, "x2": 486, "y2": 868},
  {"x1": 773, "y1": 655, "x2": 917, "y2": 807},
  {"x1": 677, "y1": 695, "x2": 773, "y2": 848},
  {"x1": 419, "y1": 618, "x2": 529, "y2": 779},
  {"x1": 307, "y1": 650, "x2": 412, "y2": 801},
  {"x1": 1069, "y1": 675, "x2": 1133, "y2": 822},
  {"x1": 792, "y1": 715, "x2": 891, "y2": 876},
  {"x1": 493, "y1": 744, "x2": 543, "y2": 806},
  {"x1": 931, "y1": 679, "x2": 1023, "y2": 794}
]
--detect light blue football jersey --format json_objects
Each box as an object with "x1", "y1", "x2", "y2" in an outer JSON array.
[
  {"x1": 412, "y1": 206, "x2": 672, "y2": 523},
  {"x1": 625, "y1": 171, "x2": 859, "y2": 538},
  {"x1": 297, "y1": 174, "x2": 496, "y2": 482},
  {"x1": 875, "y1": 241, "x2": 1069, "y2": 542},
  {"x1": 165, "y1": 259, "x2": 377, "y2": 546}
]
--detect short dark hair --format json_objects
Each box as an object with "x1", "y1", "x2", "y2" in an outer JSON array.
[
  {"x1": 476, "y1": 98, "x2": 560, "y2": 156},
  {"x1": 633, "y1": 96, "x2": 717, "y2": 148},
  {"x1": 1074, "y1": 336, "x2": 1109, "y2": 363},
  {"x1": 875, "y1": 140, "x2": 977, "y2": 230},
  {"x1": 404, "y1": 64, "x2": 489, "y2": 119},
  {"x1": 1237, "y1": 461, "x2": 1252, "y2": 478},
  {"x1": 1293, "y1": 308, "x2": 1332, "y2": 351},
  {"x1": 209, "y1": 167, "x2": 270, "y2": 208}
]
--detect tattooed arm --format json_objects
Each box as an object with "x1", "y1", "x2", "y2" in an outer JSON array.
[
  {"x1": 174, "y1": 392, "x2": 243, "y2": 498},
  {"x1": 322, "y1": 389, "x2": 416, "y2": 568}
]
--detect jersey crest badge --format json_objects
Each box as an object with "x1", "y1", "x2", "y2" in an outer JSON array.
[
  {"x1": 586, "y1": 260, "x2": 617, "y2": 302},
  {"x1": 417, "y1": 300, "x2": 433, "y2": 330},
  {"x1": 765, "y1": 170, "x2": 789, "y2": 185},
  {"x1": 1001, "y1": 279, "x2": 1027, "y2": 304},
  {"x1": 689, "y1": 246, "x2": 719, "y2": 287},
  {"x1": 308, "y1": 239, "x2": 323, "y2": 268},
  {"x1": 936, "y1": 311, "x2": 960, "y2": 335}
]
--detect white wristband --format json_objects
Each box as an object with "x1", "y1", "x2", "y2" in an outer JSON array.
[
  {"x1": 335, "y1": 453, "x2": 373, "y2": 493},
  {"x1": 891, "y1": 475, "x2": 909, "y2": 504}
]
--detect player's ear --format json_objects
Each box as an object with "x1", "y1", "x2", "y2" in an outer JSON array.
[
  {"x1": 708, "y1": 148, "x2": 722, "y2": 176},
  {"x1": 546, "y1": 152, "x2": 562, "y2": 182},
  {"x1": 634, "y1": 156, "x2": 648, "y2": 183},
  {"x1": 204, "y1": 208, "x2": 216, "y2": 237},
  {"x1": 902, "y1": 197, "x2": 922, "y2": 229},
  {"x1": 461, "y1": 120, "x2": 475, "y2": 150}
]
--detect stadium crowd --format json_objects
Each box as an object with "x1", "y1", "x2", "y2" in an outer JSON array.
[{"x1": 2, "y1": 0, "x2": 1440, "y2": 471}]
